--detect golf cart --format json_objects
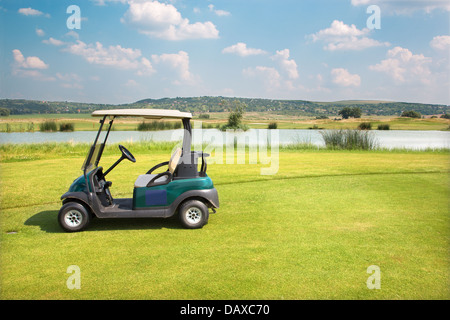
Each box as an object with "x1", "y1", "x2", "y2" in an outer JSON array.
[{"x1": 58, "y1": 109, "x2": 219, "y2": 232}]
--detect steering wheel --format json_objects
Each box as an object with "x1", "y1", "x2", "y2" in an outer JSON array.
[{"x1": 119, "y1": 144, "x2": 136, "y2": 163}]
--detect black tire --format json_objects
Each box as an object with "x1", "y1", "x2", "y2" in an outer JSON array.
[
  {"x1": 58, "y1": 202, "x2": 91, "y2": 232},
  {"x1": 178, "y1": 200, "x2": 209, "y2": 229}
]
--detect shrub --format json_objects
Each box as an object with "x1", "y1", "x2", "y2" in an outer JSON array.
[
  {"x1": 440, "y1": 113, "x2": 450, "y2": 119},
  {"x1": 401, "y1": 110, "x2": 421, "y2": 118},
  {"x1": 198, "y1": 114, "x2": 210, "y2": 119},
  {"x1": 315, "y1": 115, "x2": 328, "y2": 119},
  {"x1": 357, "y1": 122, "x2": 372, "y2": 130},
  {"x1": 377, "y1": 124, "x2": 390, "y2": 130},
  {"x1": 59, "y1": 122, "x2": 75, "y2": 132},
  {"x1": 320, "y1": 129, "x2": 378, "y2": 150},
  {"x1": 40, "y1": 120, "x2": 57, "y2": 132},
  {"x1": 268, "y1": 122, "x2": 278, "y2": 129},
  {"x1": 137, "y1": 121, "x2": 181, "y2": 131},
  {"x1": 308, "y1": 124, "x2": 323, "y2": 130}
]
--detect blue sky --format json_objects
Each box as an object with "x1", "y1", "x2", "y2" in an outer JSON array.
[{"x1": 0, "y1": 0, "x2": 449, "y2": 105}]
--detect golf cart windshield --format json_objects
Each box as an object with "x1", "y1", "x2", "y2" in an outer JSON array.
[
  {"x1": 82, "y1": 108, "x2": 193, "y2": 174},
  {"x1": 81, "y1": 114, "x2": 114, "y2": 174},
  {"x1": 81, "y1": 143, "x2": 104, "y2": 172}
]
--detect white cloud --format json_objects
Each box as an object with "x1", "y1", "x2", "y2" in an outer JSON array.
[
  {"x1": 240, "y1": 47, "x2": 300, "y2": 93},
  {"x1": 12, "y1": 49, "x2": 54, "y2": 81},
  {"x1": 56, "y1": 72, "x2": 82, "y2": 82},
  {"x1": 18, "y1": 7, "x2": 43, "y2": 16},
  {"x1": 92, "y1": 0, "x2": 127, "y2": 5},
  {"x1": 122, "y1": 0, "x2": 219, "y2": 40},
  {"x1": 243, "y1": 66, "x2": 281, "y2": 89},
  {"x1": 214, "y1": 9, "x2": 231, "y2": 17},
  {"x1": 208, "y1": 4, "x2": 231, "y2": 16},
  {"x1": 18, "y1": 7, "x2": 50, "y2": 17},
  {"x1": 271, "y1": 49, "x2": 299, "y2": 80},
  {"x1": 137, "y1": 57, "x2": 153, "y2": 76},
  {"x1": 35, "y1": 28, "x2": 45, "y2": 36},
  {"x1": 124, "y1": 79, "x2": 138, "y2": 87},
  {"x1": 56, "y1": 73, "x2": 83, "y2": 89},
  {"x1": 430, "y1": 35, "x2": 450, "y2": 51},
  {"x1": 330, "y1": 68, "x2": 361, "y2": 87},
  {"x1": 42, "y1": 37, "x2": 65, "y2": 46},
  {"x1": 369, "y1": 46, "x2": 432, "y2": 84},
  {"x1": 65, "y1": 40, "x2": 155, "y2": 75},
  {"x1": 310, "y1": 20, "x2": 389, "y2": 51},
  {"x1": 351, "y1": 0, "x2": 450, "y2": 14},
  {"x1": 313, "y1": 20, "x2": 367, "y2": 38},
  {"x1": 151, "y1": 51, "x2": 194, "y2": 83},
  {"x1": 65, "y1": 31, "x2": 80, "y2": 39},
  {"x1": 222, "y1": 42, "x2": 267, "y2": 57},
  {"x1": 12, "y1": 49, "x2": 48, "y2": 69}
]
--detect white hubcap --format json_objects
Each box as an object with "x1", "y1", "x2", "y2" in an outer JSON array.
[
  {"x1": 186, "y1": 207, "x2": 202, "y2": 224},
  {"x1": 65, "y1": 210, "x2": 83, "y2": 227}
]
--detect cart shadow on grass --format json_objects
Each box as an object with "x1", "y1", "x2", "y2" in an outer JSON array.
[{"x1": 25, "y1": 210, "x2": 184, "y2": 233}]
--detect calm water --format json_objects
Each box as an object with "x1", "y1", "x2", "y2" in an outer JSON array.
[{"x1": 0, "y1": 129, "x2": 449, "y2": 150}]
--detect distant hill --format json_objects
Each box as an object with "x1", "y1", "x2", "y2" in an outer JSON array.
[{"x1": 0, "y1": 97, "x2": 448, "y2": 117}]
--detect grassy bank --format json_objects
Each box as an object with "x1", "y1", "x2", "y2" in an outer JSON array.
[
  {"x1": 1, "y1": 139, "x2": 449, "y2": 163},
  {"x1": 1, "y1": 113, "x2": 449, "y2": 132},
  {"x1": 0, "y1": 144, "x2": 449, "y2": 299}
]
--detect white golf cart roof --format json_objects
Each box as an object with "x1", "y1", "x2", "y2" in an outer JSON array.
[{"x1": 92, "y1": 108, "x2": 192, "y2": 119}]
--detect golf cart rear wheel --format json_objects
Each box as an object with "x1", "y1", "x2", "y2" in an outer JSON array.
[
  {"x1": 58, "y1": 202, "x2": 91, "y2": 232},
  {"x1": 179, "y1": 200, "x2": 209, "y2": 229}
]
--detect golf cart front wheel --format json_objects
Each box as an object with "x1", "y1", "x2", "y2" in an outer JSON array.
[
  {"x1": 179, "y1": 200, "x2": 209, "y2": 229},
  {"x1": 58, "y1": 202, "x2": 91, "y2": 232}
]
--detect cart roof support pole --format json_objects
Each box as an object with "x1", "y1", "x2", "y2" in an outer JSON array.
[{"x1": 181, "y1": 118, "x2": 192, "y2": 163}]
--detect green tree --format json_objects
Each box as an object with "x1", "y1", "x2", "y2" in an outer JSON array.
[
  {"x1": 220, "y1": 100, "x2": 249, "y2": 131},
  {"x1": 338, "y1": 107, "x2": 361, "y2": 119},
  {"x1": 352, "y1": 107, "x2": 362, "y2": 118},
  {"x1": 401, "y1": 110, "x2": 421, "y2": 118},
  {"x1": 0, "y1": 107, "x2": 10, "y2": 116}
]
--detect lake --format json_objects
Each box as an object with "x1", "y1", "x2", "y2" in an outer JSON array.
[{"x1": 0, "y1": 129, "x2": 449, "y2": 150}]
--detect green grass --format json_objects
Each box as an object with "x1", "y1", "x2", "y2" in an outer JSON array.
[
  {"x1": 1, "y1": 114, "x2": 449, "y2": 132},
  {"x1": 0, "y1": 144, "x2": 449, "y2": 299}
]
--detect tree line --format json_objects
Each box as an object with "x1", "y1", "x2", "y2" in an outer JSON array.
[{"x1": 0, "y1": 97, "x2": 448, "y2": 117}]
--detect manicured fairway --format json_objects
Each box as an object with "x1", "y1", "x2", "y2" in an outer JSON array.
[{"x1": 0, "y1": 147, "x2": 448, "y2": 299}]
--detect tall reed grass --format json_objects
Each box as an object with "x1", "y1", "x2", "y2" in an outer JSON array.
[
  {"x1": 40, "y1": 120, "x2": 57, "y2": 132},
  {"x1": 137, "y1": 121, "x2": 181, "y2": 131},
  {"x1": 320, "y1": 129, "x2": 379, "y2": 150}
]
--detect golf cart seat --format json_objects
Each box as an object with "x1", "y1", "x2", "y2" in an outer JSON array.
[{"x1": 134, "y1": 148, "x2": 182, "y2": 188}]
